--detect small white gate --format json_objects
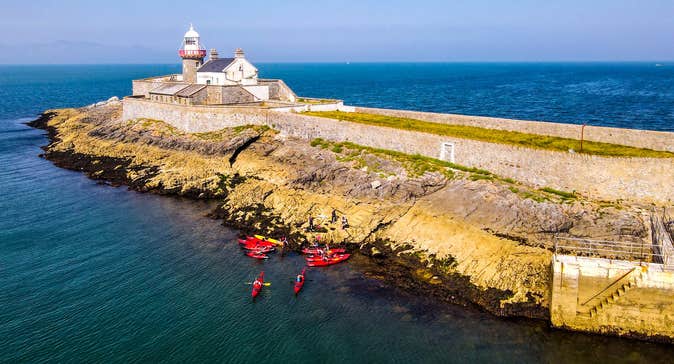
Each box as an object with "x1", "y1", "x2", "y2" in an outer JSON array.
[{"x1": 439, "y1": 142, "x2": 455, "y2": 163}]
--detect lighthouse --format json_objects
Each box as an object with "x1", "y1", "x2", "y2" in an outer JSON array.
[{"x1": 179, "y1": 24, "x2": 206, "y2": 83}]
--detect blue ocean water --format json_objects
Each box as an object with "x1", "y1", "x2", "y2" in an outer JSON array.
[{"x1": 1, "y1": 64, "x2": 674, "y2": 363}]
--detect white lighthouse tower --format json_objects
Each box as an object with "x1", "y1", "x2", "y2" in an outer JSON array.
[{"x1": 179, "y1": 24, "x2": 206, "y2": 83}]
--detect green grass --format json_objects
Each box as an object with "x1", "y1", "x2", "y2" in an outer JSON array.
[
  {"x1": 296, "y1": 97, "x2": 337, "y2": 104},
  {"x1": 193, "y1": 125, "x2": 271, "y2": 140},
  {"x1": 469, "y1": 174, "x2": 495, "y2": 181},
  {"x1": 303, "y1": 111, "x2": 674, "y2": 158},
  {"x1": 540, "y1": 187, "x2": 576, "y2": 200},
  {"x1": 310, "y1": 138, "x2": 515, "y2": 179},
  {"x1": 312, "y1": 138, "x2": 582, "y2": 204}
]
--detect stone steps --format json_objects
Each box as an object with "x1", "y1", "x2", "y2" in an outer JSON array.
[{"x1": 581, "y1": 267, "x2": 645, "y2": 318}]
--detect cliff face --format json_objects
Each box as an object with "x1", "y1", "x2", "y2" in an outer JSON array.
[{"x1": 30, "y1": 101, "x2": 650, "y2": 319}]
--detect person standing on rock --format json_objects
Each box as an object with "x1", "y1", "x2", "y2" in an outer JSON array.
[
  {"x1": 308, "y1": 215, "x2": 314, "y2": 231},
  {"x1": 341, "y1": 215, "x2": 349, "y2": 229},
  {"x1": 331, "y1": 209, "x2": 338, "y2": 224}
]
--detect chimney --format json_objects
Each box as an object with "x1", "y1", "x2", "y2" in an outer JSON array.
[
  {"x1": 210, "y1": 48, "x2": 218, "y2": 60},
  {"x1": 235, "y1": 48, "x2": 244, "y2": 58}
]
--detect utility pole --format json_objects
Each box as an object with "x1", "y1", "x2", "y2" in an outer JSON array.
[{"x1": 580, "y1": 123, "x2": 587, "y2": 153}]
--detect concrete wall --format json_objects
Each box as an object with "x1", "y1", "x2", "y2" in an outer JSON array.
[
  {"x1": 243, "y1": 85, "x2": 270, "y2": 101},
  {"x1": 122, "y1": 97, "x2": 674, "y2": 203},
  {"x1": 357, "y1": 107, "x2": 674, "y2": 153},
  {"x1": 551, "y1": 255, "x2": 674, "y2": 341},
  {"x1": 259, "y1": 79, "x2": 297, "y2": 102}
]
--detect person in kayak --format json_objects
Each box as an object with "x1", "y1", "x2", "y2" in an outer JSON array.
[
  {"x1": 296, "y1": 274, "x2": 303, "y2": 283},
  {"x1": 253, "y1": 279, "x2": 262, "y2": 288}
]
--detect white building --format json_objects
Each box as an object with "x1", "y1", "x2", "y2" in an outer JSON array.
[
  {"x1": 197, "y1": 48, "x2": 259, "y2": 86},
  {"x1": 133, "y1": 24, "x2": 299, "y2": 105},
  {"x1": 196, "y1": 48, "x2": 270, "y2": 101}
]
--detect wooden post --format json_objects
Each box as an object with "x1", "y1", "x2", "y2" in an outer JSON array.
[{"x1": 580, "y1": 123, "x2": 587, "y2": 153}]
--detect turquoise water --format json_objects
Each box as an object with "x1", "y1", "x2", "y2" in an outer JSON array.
[{"x1": 1, "y1": 64, "x2": 674, "y2": 363}]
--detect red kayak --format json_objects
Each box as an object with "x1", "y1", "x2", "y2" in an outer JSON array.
[
  {"x1": 252, "y1": 271, "x2": 264, "y2": 298},
  {"x1": 294, "y1": 267, "x2": 307, "y2": 295},
  {"x1": 306, "y1": 254, "x2": 351, "y2": 267},
  {"x1": 301, "y1": 247, "x2": 346, "y2": 255},
  {"x1": 305, "y1": 253, "x2": 348, "y2": 261},
  {"x1": 246, "y1": 251, "x2": 269, "y2": 260},
  {"x1": 241, "y1": 245, "x2": 275, "y2": 253},
  {"x1": 239, "y1": 237, "x2": 274, "y2": 247}
]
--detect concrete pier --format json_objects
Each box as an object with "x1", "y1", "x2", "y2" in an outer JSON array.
[{"x1": 551, "y1": 254, "x2": 674, "y2": 341}]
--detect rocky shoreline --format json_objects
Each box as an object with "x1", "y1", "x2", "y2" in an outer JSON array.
[{"x1": 28, "y1": 101, "x2": 651, "y2": 324}]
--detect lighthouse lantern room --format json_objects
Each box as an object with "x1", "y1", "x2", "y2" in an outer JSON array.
[{"x1": 179, "y1": 24, "x2": 206, "y2": 83}]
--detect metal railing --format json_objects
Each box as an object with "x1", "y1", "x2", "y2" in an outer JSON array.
[
  {"x1": 651, "y1": 212, "x2": 674, "y2": 267},
  {"x1": 553, "y1": 236, "x2": 657, "y2": 262}
]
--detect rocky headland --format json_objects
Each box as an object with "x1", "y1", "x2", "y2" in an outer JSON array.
[{"x1": 29, "y1": 100, "x2": 651, "y2": 321}]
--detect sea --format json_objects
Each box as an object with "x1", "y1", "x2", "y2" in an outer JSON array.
[{"x1": 1, "y1": 63, "x2": 673, "y2": 363}]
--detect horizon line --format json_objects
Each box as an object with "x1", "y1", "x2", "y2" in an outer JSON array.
[{"x1": 1, "y1": 60, "x2": 672, "y2": 66}]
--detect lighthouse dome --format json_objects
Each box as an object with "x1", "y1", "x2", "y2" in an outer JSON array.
[{"x1": 184, "y1": 24, "x2": 199, "y2": 38}]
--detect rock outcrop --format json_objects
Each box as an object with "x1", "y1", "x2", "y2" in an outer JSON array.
[{"x1": 30, "y1": 102, "x2": 651, "y2": 321}]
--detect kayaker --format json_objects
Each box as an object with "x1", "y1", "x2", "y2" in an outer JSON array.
[
  {"x1": 296, "y1": 274, "x2": 303, "y2": 283},
  {"x1": 281, "y1": 236, "x2": 288, "y2": 255},
  {"x1": 253, "y1": 279, "x2": 262, "y2": 288}
]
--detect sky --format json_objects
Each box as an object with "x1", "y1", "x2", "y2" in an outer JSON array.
[{"x1": 1, "y1": 0, "x2": 673, "y2": 64}]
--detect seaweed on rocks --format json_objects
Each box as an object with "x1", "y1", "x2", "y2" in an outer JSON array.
[
  {"x1": 209, "y1": 202, "x2": 305, "y2": 249},
  {"x1": 357, "y1": 239, "x2": 550, "y2": 320}
]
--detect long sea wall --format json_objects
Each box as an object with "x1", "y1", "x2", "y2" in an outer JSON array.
[
  {"x1": 121, "y1": 97, "x2": 674, "y2": 204},
  {"x1": 357, "y1": 107, "x2": 674, "y2": 153}
]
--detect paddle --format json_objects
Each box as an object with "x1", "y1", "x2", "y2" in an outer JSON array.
[{"x1": 245, "y1": 282, "x2": 271, "y2": 286}]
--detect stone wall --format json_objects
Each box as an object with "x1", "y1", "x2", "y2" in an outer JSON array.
[
  {"x1": 132, "y1": 80, "x2": 158, "y2": 97},
  {"x1": 357, "y1": 106, "x2": 674, "y2": 153},
  {"x1": 122, "y1": 97, "x2": 674, "y2": 203},
  {"x1": 190, "y1": 87, "x2": 208, "y2": 105},
  {"x1": 205, "y1": 85, "x2": 223, "y2": 104},
  {"x1": 222, "y1": 86, "x2": 256, "y2": 104},
  {"x1": 132, "y1": 76, "x2": 181, "y2": 97}
]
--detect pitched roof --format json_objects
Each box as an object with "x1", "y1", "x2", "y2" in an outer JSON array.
[
  {"x1": 149, "y1": 83, "x2": 190, "y2": 95},
  {"x1": 197, "y1": 58, "x2": 235, "y2": 73},
  {"x1": 175, "y1": 84, "x2": 206, "y2": 97}
]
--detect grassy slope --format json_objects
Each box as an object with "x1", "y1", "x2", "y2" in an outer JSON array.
[{"x1": 303, "y1": 111, "x2": 674, "y2": 158}]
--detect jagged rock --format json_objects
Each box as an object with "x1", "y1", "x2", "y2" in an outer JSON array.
[{"x1": 29, "y1": 104, "x2": 653, "y2": 323}]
